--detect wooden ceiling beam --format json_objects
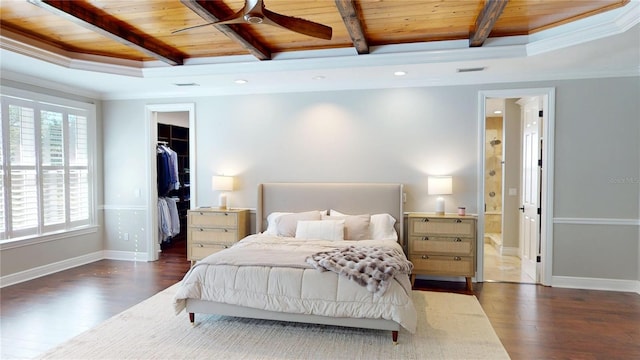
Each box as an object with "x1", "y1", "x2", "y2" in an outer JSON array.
[
  {"x1": 180, "y1": 0, "x2": 271, "y2": 61},
  {"x1": 27, "y1": 0, "x2": 184, "y2": 65},
  {"x1": 335, "y1": 0, "x2": 369, "y2": 54},
  {"x1": 469, "y1": 0, "x2": 509, "y2": 47}
]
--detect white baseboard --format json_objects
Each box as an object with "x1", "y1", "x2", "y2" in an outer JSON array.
[
  {"x1": 553, "y1": 276, "x2": 640, "y2": 294},
  {"x1": 0, "y1": 251, "x2": 103, "y2": 288},
  {"x1": 103, "y1": 250, "x2": 150, "y2": 262},
  {"x1": 1, "y1": 250, "x2": 152, "y2": 288}
]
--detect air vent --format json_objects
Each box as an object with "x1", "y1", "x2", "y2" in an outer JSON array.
[
  {"x1": 174, "y1": 83, "x2": 200, "y2": 87},
  {"x1": 456, "y1": 67, "x2": 486, "y2": 73}
]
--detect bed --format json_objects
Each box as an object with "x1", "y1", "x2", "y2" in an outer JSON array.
[{"x1": 173, "y1": 183, "x2": 417, "y2": 343}]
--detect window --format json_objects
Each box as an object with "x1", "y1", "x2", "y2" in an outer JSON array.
[{"x1": 0, "y1": 88, "x2": 95, "y2": 241}]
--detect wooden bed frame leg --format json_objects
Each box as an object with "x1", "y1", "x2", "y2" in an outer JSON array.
[
  {"x1": 392, "y1": 330, "x2": 398, "y2": 345},
  {"x1": 189, "y1": 312, "x2": 195, "y2": 324}
]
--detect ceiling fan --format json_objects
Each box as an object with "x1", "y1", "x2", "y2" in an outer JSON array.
[{"x1": 175, "y1": 0, "x2": 332, "y2": 40}]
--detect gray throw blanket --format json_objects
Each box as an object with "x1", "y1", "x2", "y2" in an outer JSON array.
[{"x1": 306, "y1": 245, "x2": 413, "y2": 296}]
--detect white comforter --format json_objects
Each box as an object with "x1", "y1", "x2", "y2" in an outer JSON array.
[{"x1": 173, "y1": 234, "x2": 417, "y2": 333}]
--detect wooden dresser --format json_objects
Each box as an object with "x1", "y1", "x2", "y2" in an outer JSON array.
[
  {"x1": 407, "y1": 213, "x2": 477, "y2": 291},
  {"x1": 187, "y1": 208, "x2": 249, "y2": 264}
]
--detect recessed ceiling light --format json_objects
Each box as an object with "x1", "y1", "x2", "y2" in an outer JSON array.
[
  {"x1": 312, "y1": 75, "x2": 326, "y2": 80},
  {"x1": 394, "y1": 71, "x2": 407, "y2": 76},
  {"x1": 234, "y1": 79, "x2": 248, "y2": 84},
  {"x1": 494, "y1": 110, "x2": 502, "y2": 114}
]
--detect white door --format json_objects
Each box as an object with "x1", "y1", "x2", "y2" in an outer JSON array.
[{"x1": 519, "y1": 97, "x2": 542, "y2": 282}]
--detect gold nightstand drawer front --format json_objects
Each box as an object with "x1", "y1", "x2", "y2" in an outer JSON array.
[
  {"x1": 189, "y1": 244, "x2": 231, "y2": 260},
  {"x1": 189, "y1": 228, "x2": 237, "y2": 244},
  {"x1": 410, "y1": 255, "x2": 474, "y2": 276},
  {"x1": 189, "y1": 211, "x2": 238, "y2": 227},
  {"x1": 411, "y1": 218, "x2": 475, "y2": 237},
  {"x1": 410, "y1": 236, "x2": 473, "y2": 255}
]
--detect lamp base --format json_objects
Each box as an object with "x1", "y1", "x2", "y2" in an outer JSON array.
[
  {"x1": 218, "y1": 193, "x2": 228, "y2": 209},
  {"x1": 435, "y1": 197, "x2": 445, "y2": 215}
]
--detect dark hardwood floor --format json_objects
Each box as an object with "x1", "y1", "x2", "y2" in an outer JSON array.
[{"x1": 2, "y1": 240, "x2": 639, "y2": 359}]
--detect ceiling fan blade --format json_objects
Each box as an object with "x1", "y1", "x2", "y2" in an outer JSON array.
[
  {"x1": 172, "y1": 8, "x2": 246, "y2": 34},
  {"x1": 263, "y1": 8, "x2": 332, "y2": 40}
]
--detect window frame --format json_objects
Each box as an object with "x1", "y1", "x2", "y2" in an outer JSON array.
[{"x1": 0, "y1": 87, "x2": 97, "y2": 243}]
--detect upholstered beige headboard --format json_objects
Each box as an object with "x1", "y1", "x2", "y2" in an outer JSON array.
[{"x1": 257, "y1": 183, "x2": 404, "y2": 245}]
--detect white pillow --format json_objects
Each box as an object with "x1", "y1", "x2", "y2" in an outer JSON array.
[
  {"x1": 330, "y1": 209, "x2": 398, "y2": 241},
  {"x1": 263, "y1": 210, "x2": 327, "y2": 235},
  {"x1": 273, "y1": 210, "x2": 324, "y2": 237},
  {"x1": 295, "y1": 220, "x2": 345, "y2": 241}
]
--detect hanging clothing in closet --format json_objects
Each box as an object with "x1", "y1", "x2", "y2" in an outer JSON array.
[
  {"x1": 157, "y1": 143, "x2": 181, "y2": 243},
  {"x1": 157, "y1": 144, "x2": 179, "y2": 196},
  {"x1": 158, "y1": 197, "x2": 180, "y2": 244}
]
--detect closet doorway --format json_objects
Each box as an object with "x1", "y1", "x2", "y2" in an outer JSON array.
[
  {"x1": 477, "y1": 89, "x2": 555, "y2": 286},
  {"x1": 145, "y1": 104, "x2": 195, "y2": 262}
]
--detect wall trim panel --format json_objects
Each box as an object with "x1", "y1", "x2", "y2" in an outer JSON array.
[{"x1": 554, "y1": 217, "x2": 640, "y2": 226}]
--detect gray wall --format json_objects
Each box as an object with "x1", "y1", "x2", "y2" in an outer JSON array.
[
  {"x1": 1, "y1": 76, "x2": 638, "y2": 287},
  {"x1": 100, "y1": 76, "x2": 638, "y2": 283}
]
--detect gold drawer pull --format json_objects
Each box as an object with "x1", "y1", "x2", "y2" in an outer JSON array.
[
  {"x1": 199, "y1": 212, "x2": 204, "y2": 215},
  {"x1": 222, "y1": 245, "x2": 229, "y2": 249},
  {"x1": 199, "y1": 228, "x2": 204, "y2": 231},
  {"x1": 224, "y1": 213, "x2": 229, "y2": 216},
  {"x1": 422, "y1": 218, "x2": 429, "y2": 222},
  {"x1": 421, "y1": 255, "x2": 429, "y2": 260},
  {"x1": 454, "y1": 256, "x2": 462, "y2": 261},
  {"x1": 421, "y1": 236, "x2": 429, "y2": 241},
  {"x1": 455, "y1": 238, "x2": 462, "y2": 242},
  {"x1": 455, "y1": 219, "x2": 462, "y2": 223},
  {"x1": 198, "y1": 244, "x2": 203, "y2": 247}
]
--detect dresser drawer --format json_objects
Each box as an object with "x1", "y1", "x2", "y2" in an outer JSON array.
[
  {"x1": 410, "y1": 255, "x2": 474, "y2": 277},
  {"x1": 189, "y1": 211, "x2": 238, "y2": 227},
  {"x1": 410, "y1": 218, "x2": 475, "y2": 237},
  {"x1": 189, "y1": 243, "x2": 232, "y2": 261},
  {"x1": 188, "y1": 227, "x2": 238, "y2": 244},
  {"x1": 409, "y1": 236, "x2": 473, "y2": 255}
]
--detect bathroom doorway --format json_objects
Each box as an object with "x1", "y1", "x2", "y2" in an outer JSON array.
[
  {"x1": 479, "y1": 89, "x2": 555, "y2": 286},
  {"x1": 483, "y1": 98, "x2": 535, "y2": 283}
]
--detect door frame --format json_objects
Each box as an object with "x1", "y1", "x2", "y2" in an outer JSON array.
[
  {"x1": 477, "y1": 88, "x2": 555, "y2": 286},
  {"x1": 144, "y1": 103, "x2": 196, "y2": 261}
]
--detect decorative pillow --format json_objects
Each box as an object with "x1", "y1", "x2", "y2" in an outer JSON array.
[
  {"x1": 322, "y1": 214, "x2": 370, "y2": 240},
  {"x1": 295, "y1": 220, "x2": 345, "y2": 241},
  {"x1": 330, "y1": 209, "x2": 398, "y2": 241},
  {"x1": 264, "y1": 210, "x2": 326, "y2": 235},
  {"x1": 263, "y1": 212, "x2": 292, "y2": 235},
  {"x1": 273, "y1": 210, "x2": 323, "y2": 237}
]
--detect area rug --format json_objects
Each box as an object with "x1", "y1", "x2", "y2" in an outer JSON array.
[{"x1": 36, "y1": 284, "x2": 510, "y2": 360}]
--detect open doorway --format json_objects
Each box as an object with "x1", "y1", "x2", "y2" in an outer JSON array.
[
  {"x1": 483, "y1": 97, "x2": 537, "y2": 283},
  {"x1": 145, "y1": 104, "x2": 195, "y2": 262},
  {"x1": 477, "y1": 89, "x2": 555, "y2": 286}
]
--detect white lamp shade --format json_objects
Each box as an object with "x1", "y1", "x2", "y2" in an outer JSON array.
[
  {"x1": 428, "y1": 176, "x2": 453, "y2": 195},
  {"x1": 212, "y1": 175, "x2": 234, "y2": 209},
  {"x1": 428, "y1": 176, "x2": 452, "y2": 215},
  {"x1": 212, "y1": 176, "x2": 234, "y2": 191}
]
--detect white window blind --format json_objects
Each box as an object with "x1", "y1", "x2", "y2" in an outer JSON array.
[{"x1": 1, "y1": 90, "x2": 95, "y2": 241}]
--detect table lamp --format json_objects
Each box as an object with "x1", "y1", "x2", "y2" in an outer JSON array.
[
  {"x1": 212, "y1": 175, "x2": 234, "y2": 209},
  {"x1": 428, "y1": 176, "x2": 452, "y2": 215}
]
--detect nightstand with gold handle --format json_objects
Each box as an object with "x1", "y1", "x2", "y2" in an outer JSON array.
[
  {"x1": 408, "y1": 213, "x2": 477, "y2": 291},
  {"x1": 187, "y1": 208, "x2": 249, "y2": 264}
]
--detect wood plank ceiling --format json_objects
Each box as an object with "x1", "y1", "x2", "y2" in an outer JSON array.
[{"x1": 0, "y1": 0, "x2": 629, "y2": 66}]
